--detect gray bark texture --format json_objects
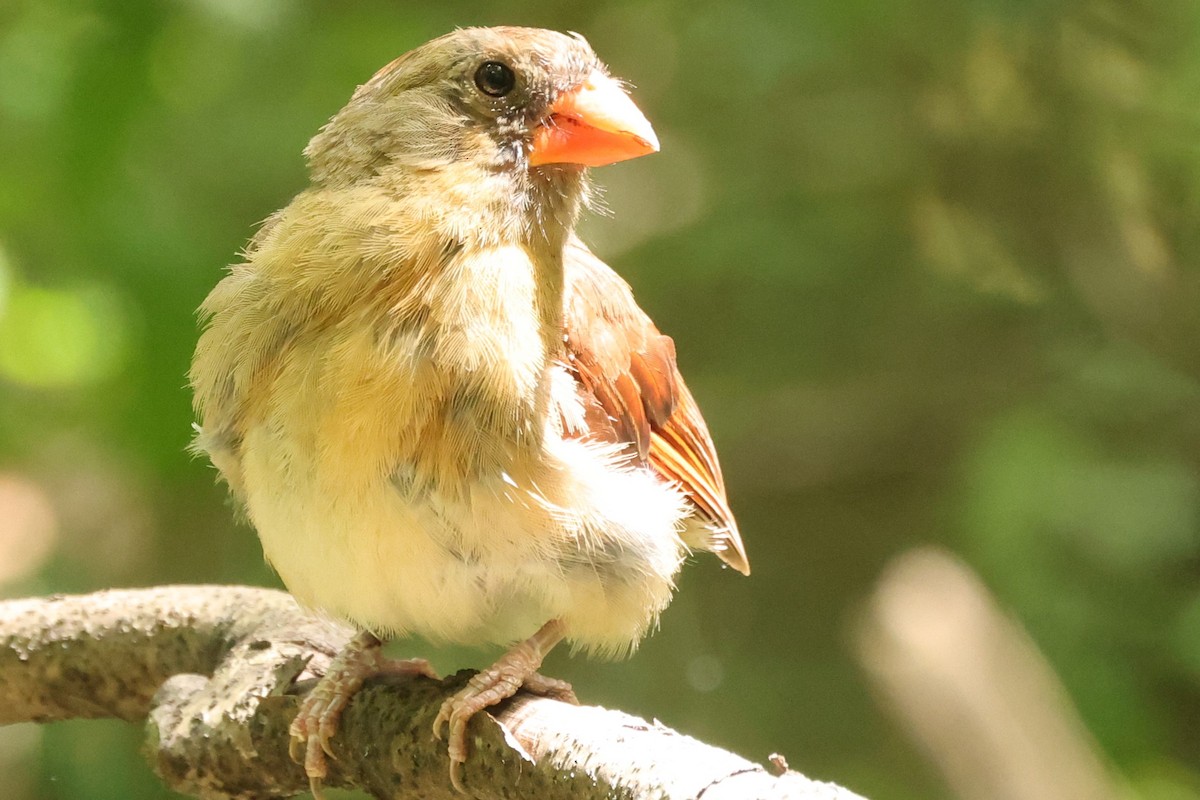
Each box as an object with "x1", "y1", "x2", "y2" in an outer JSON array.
[{"x1": 0, "y1": 585, "x2": 866, "y2": 800}]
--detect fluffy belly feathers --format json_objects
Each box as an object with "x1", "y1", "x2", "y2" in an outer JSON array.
[{"x1": 239, "y1": 312, "x2": 689, "y2": 657}]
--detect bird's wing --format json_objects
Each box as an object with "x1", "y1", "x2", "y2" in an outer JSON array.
[{"x1": 561, "y1": 237, "x2": 749, "y2": 575}]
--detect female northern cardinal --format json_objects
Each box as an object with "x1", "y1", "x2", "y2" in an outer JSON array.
[{"x1": 190, "y1": 25, "x2": 749, "y2": 795}]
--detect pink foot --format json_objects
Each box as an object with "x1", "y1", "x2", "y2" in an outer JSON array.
[
  {"x1": 290, "y1": 630, "x2": 437, "y2": 798},
  {"x1": 432, "y1": 619, "x2": 575, "y2": 792}
]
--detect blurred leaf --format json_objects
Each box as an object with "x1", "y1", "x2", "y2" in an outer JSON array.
[{"x1": 0, "y1": 280, "x2": 129, "y2": 389}]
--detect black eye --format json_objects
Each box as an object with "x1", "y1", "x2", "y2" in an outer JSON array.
[{"x1": 474, "y1": 61, "x2": 516, "y2": 97}]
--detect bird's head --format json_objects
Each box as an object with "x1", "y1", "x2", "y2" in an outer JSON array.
[{"x1": 305, "y1": 27, "x2": 658, "y2": 186}]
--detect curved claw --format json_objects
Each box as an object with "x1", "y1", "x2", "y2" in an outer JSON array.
[
  {"x1": 289, "y1": 632, "x2": 435, "y2": 796},
  {"x1": 432, "y1": 704, "x2": 450, "y2": 741},
  {"x1": 449, "y1": 752, "x2": 468, "y2": 794},
  {"x1": 430, "y1": 619, "x2": 570, "y2": 793},
  {"x1": 288, "y1": 729, "x2": 304, "y2": 764},
  {"x1": 433, "y1": 667, "x2": 575, "y2": 792}
]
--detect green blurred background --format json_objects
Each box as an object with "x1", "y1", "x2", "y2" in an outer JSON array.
[{"x1": 3, "y1": 1, "x2": 1200, "y2": 798}]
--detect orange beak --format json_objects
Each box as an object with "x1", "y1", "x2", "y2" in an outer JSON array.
[{"x1": 530, "y1": 71, "x2": 659, "y2": 168}]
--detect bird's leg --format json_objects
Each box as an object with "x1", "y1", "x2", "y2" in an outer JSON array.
[
  {"x1": 290, "y1": 630, "x2": 437, "y2": 799},
  {"x1": 433, "y1": 618, "x2": 578, "y2": 791}
]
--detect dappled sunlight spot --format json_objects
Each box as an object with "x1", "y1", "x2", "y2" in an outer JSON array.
[
  {"x1": 1105, "y1": 149, "x2": 1172, "y2": 279},
  {"x1": 685, "y1": 654, "x2": 724, "y2": 693},
  {"x1": 911, "y1": 193, "x2": 1044, "y2": 303},
  {"x1": 1118, "y1": 216, "x2": 1171, "y2": 279},
  {"x1": 0, "y1": 474, "x2": 58, "y2": 587},
  {"x1": 912, "y1": 23, "x2": 1043, "y2": 141},
  {"x1": 186, "y1": 0, "x2": 290, "y2": 31},
  {"x1": 1060, "y1": 20, "x2": 1147, "y2": 108},
  {"x1": 961, "y1": 25, "x2": 1041, "y2": 138},
  {"x1": 0, "y1": 282, "x2": 129, "y2": 389}
]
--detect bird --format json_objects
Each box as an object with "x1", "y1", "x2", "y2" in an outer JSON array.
[{"x1": 189, "y1": 25, "x2": 749, "y2": 795}]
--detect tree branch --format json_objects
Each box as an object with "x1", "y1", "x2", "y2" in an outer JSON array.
[{"x1": 0, "y1": 586, "x2": 865, "y2": 799}]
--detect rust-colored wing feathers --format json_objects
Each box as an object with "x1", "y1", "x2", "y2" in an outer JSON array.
[
  {"x1": 627, "y1": 343, "x2": 677, "y2": 425},
  {"x1": 562, "y1": 238, "x2": 749, "y2": 575}
]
